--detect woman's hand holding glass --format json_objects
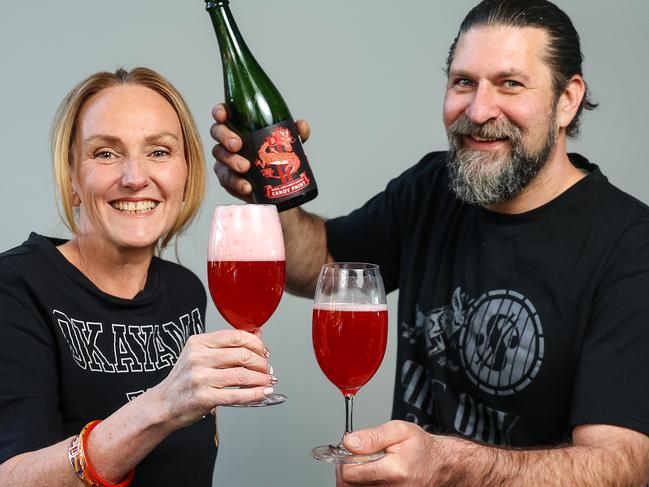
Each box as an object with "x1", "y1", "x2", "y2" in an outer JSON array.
[{"x1": 153, "y1": 329, "x2": 273, "y2": 427}]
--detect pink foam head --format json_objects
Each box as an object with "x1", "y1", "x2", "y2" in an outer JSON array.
[
  {"x1": 208, "y1": 204, "x2": 285, "y2": 261},
  {"x1": 313, "y1": 303, "x2": 388, "y2": 312}
]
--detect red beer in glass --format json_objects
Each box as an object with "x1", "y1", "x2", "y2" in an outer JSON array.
[
  {"x1": 311, "y1": 263, "x2": 388, "y2": 464},
  {"x1": 208, "y1": 204, "x2": 286, "y2": 406},
  {"x1": 209, "y1": 260, "x2": 285, "y2": 331},
  {"x1": 312, "y1": 304, "x2": 387, "y2": 396}
]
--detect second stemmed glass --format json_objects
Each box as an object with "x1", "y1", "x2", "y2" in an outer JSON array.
[
  {"x1": 311, "y1": 263, "x2": 388, "y2": 463},
  {"x1": 207, "y1": 204, "x2": 286, "y2": 407}
]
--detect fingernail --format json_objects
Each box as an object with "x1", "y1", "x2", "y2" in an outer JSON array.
[
  {"x1": 243, "y1": 182, "x2": 252, "y2": 194},
  {"x1": 268, "y1": 365, "x2": 274, "y2": 375},
  {"x1": 346, "y1": 434, "x2": 361, "y2": 449},
  {"x1": 269, "y1": 375, "x2": 278, "y2": 385},
  {"x1": 263, "y1": 387, "x2": 274, "y2": 396},
  {"x1": 264, "y1": 347, "x2": 271, "y2": 358},
  {"x1": 227, "y1": 139, "x2": 238, "y2": 151}
]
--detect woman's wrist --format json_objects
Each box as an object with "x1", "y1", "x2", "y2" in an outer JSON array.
[
  {"x1": 69, "y1": 420, "x2": 135, "y2": 486},
  {"x1": 83, "y1": 390, "x2": 177, "y2": 483},
  {"x1": 144, "y1": 380, "x2": 197, "y2": 432}
]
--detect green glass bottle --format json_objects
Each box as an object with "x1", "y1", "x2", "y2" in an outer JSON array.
[{"x1": 206, "y1": 0, "x2": 318, "y2": 212}]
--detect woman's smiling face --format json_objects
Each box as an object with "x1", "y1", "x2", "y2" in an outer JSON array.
[{"x1": 71, "y1": 84, "x2": 188, "y2": 252}]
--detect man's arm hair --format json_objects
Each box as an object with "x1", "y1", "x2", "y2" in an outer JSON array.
[
  {"x1": 280, "y1": 207, "x2": 333, "y2": 298},
  {"x1": 444, "y1": 424, "x2": 649, "y2": 487}
]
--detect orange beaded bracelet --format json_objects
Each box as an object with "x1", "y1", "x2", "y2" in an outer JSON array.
[{"x1": 68, "y1": 420, "x2": 135, "y2": 487}]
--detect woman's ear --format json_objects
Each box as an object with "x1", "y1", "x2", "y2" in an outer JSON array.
[{"x1": 70, "y1": 170, "x2": 81, "y2": 207}]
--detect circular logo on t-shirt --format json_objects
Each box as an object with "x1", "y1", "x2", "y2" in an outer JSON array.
[{"x1": 459, "y1": 289, "x2": 543, "y2": 396}]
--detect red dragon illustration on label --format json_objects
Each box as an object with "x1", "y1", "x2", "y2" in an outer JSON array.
[{"x1": 255, "y1": 126, "x2": 301, "y2": 184}]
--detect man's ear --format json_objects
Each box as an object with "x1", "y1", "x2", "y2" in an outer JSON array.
[{"x1": 557, "y1": 74, "x2": 586, "y2": 130}]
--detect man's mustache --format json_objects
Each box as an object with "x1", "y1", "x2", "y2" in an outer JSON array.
[{"x1": 447, "y1": 116, "x2": 523, "y2": 142}]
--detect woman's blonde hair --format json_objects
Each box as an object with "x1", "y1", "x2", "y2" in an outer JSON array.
[{"x1": 51, "y1": 67, "x2": 206, "y2": 250}]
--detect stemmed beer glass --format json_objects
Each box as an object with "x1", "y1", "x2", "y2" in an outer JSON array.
[
  {"x1": 311, "y1": 263, "x2": 388, "y2": 463},
  {"x1": 207, "y1": 204, "x2": 286, "y2": 406}
]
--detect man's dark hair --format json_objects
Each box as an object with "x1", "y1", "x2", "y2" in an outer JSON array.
[{"x1": 446, "y1": 0, "x2": 598, "y2": 137}]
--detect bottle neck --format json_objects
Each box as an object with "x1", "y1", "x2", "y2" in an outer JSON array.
[{"x1": 206, "y1": 1, "x2": 250, "y2": 64}]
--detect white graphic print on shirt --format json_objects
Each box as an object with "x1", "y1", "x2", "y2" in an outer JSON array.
[
  {"x1": 53, "y1": 308, "x2": 204, "y2": 373},
  {"x1": 400, "y1": 287, "x2": 543, "y2": 443}
]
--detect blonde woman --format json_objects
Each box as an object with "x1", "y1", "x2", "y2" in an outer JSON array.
[{"x1": 0, "y1": 67, "x2": 275, "y2": 486}]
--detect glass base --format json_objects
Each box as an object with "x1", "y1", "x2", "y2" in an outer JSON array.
[
  {"x1": 310, "y1": 444, "x2": 385, "y2": 464},
  {"x1": 223, "y1": 393, "x2": 286, "y2": 408}
]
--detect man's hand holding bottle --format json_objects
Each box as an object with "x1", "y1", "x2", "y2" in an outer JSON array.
[{"x1": 210, "y1": 103, "x2": 311, "y2": 202}]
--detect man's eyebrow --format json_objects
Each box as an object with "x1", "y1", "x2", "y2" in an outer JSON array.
[
  {"x1": 448, "y1": 69, "x2": 474, "y2": 79},
  {"x1": 448, "y1": 68, "x2": 531, "y2": 82},
  {"x1": 495, "y1": 69, "x2": 530, "y2": 81}
]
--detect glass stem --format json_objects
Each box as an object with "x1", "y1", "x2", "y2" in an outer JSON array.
[{"x1": 339, "y1": 393, "x2": 354, "y2": 447}]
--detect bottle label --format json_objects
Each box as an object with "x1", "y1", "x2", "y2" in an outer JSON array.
[{"x1": 242, "y1": 120, "x2": 316, "y2": 204}]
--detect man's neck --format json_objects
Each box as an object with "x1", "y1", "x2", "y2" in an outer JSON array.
[{"x1": 485, "y1": 140, "x2": 586, "y2": 215}]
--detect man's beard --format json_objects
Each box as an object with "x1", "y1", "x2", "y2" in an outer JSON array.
[{"x1": 446, "y1": 112, "x2": 557, "y2": 205}]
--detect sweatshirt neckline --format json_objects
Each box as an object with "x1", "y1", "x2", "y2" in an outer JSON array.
[{"x1": 28, "y1": 232, "x2": 161, "y2": 306}]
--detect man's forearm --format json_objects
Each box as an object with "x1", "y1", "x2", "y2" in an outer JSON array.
[
  {"x1": 443, "y1": 436, "x2": 647, "y2": 487},
  {"x1": 280, "y1": 207, "x2": 332, "y2": 298}
]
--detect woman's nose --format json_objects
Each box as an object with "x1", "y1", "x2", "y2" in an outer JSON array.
[{"x1": 121, "y1": 158, "x2": 149, "y2": 190}]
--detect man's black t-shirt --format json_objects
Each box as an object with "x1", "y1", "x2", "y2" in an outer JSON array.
[
  {"x1": 0, "y1": 233, "x2": 216, "y2": 486},
  {"x1": 326, "y1": 152, "x2": 649, "y2": 446}
]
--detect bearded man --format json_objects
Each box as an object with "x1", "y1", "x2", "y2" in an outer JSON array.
[{"x1": 211, "y1": 0, "x2": 649, "y2": 485}]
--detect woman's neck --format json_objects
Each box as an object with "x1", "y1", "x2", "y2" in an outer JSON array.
[{"x1": 58, "y1": 236, "x2": 155, "y2": 299}]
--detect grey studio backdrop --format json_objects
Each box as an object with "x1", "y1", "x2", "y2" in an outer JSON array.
[{"x1": 1, "y1": 1, "x2": 648, "y2": 486}]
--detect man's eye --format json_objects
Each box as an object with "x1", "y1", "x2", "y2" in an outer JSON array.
[
  {"x1": 455, "y1": 78, "x2": 474, "y2": 87},
  {"x1": 504, "y1": 80, "x2": 523, "y2": 88}
]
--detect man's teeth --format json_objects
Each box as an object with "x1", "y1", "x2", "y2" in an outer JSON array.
[
  {"x1": 472, "y1": 135, "x2": 504, "y2": 142},
  {"x1": 111, "y1": 200, "x2": 158, "y2": 213}
]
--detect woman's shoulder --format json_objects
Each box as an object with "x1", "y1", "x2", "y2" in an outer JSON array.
[
  {"x1": 151, "y1": 256, "x2": 205, "y2": 295},
  {"x1": 152, "y1": 256, "x2": 199, "y2": 278},
  {"x1": 151, "y1": 257, "x2": 207, "y2": 311},
  {"x1": 0, "y1": 233, "x2": 53, "y2": 281},
  {"x1": 0, "y1": 234, "x2": 64, "y2": 315}
]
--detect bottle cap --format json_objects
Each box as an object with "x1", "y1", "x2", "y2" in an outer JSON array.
[{"x1": 205, "y1": 0, "x2": 228, "y2": 8}]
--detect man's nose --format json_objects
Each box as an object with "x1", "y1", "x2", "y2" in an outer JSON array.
[
  {"x1": 121, "y1": 157, "x2": 149, "y2": 190},
  {"x1": 465, "y1": 85, "x2": 501, "y2": 125}
]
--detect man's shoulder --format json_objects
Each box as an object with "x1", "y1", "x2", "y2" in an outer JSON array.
[
  {"x1": 568, "y1": 156, "x2": 649, "y2": 263},
  {"x1": 405, "y1": 151, "x2": 449, "y2": 177},
  {"x1": 600, "y1": 183, "x2": 649, "y2": 221},
  {"x1": 387, "y1": 151, "x2": 450, "y2": 193},
  {"x1": 574, "y1": 154, "x2": 649, "y2": 223}
]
